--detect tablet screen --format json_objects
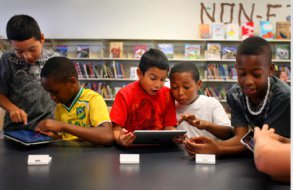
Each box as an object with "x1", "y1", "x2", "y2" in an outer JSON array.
[{"x1": 4, "y1": 130, "x2": 54, "y2": 145}]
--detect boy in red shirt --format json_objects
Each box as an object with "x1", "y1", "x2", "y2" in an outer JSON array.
[{"x1": 110, "y1": 48, "x2": 177, "y2": 146}]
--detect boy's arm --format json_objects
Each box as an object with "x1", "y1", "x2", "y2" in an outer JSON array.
[
  {"x1": 198, "y1": 120, "x2": 234, "y2": 140},
  {"x1": 63, "y1": 121, "x2": 113, "y2": 145},
  {"x1": 0, "y1": 94, "x2": 27, "y2": 124},
  {"x1": 36, "y1": 119, "x2": 114, "y2": 145},
  {"x1": 216, "y1": 126, "x2": 248, "y2": 149},
  {"x1": 113, "y1": 124, "x2": 123, "y2": 143},
  {"x1": 179, "y1": 114, "x2": 233, "y2": 140}
]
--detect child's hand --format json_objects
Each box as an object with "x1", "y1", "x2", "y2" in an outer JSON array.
[
  {"x1": 179, "y1": 114, "x2": 206, "y2": 130},
  {"x1": 35, "y1": 119, "x2": 63, "y2": 138},
  {"x1": 183, "y1": 136, "x2": 219, "y2": 156},
  {"x1": 118, "y1": 128, "x2": 136, "y2": 146},
  {"x1": 9, "y1": 108, "x2": 28, "y2": 125},
  {"x1": 254, "y1": 124, "x2": 279, "y2": 144}
]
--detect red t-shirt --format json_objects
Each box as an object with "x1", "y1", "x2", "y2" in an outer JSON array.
[{"x1": 110, "y1": 81, "x2": 177, "y2": 132}]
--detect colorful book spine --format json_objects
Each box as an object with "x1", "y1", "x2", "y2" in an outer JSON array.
[{"x1": 74, "y1": 62, "x2": 83, "y2": 79}]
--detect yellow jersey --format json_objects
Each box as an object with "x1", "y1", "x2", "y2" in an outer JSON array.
[{"x1": 55, "y1": 88, "x2": 110, "y2": 140}]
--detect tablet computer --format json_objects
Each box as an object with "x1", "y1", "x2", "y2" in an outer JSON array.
[
  {"x1": 3, "y1": 129, "x2": 56, "y2": 146},
  {"x1": 240, "y1": 130, "x2": 254, "y2": 152},
  {"x1": 133, "y1": 130, "x2": 186, "y2": 144}
]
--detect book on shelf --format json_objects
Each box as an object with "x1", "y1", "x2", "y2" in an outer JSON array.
[
  {"x1": 67, "y1": 46, "x2": 77, "y2": 58},
  {"x1": 77, "y1": 45, "x2": 90, "y2": 58},
  {"x1": 204, "y1": 86, "x2": 228, "y2": 100},
  {"x1": 133, "y1": 45, "x2": 147, "y2": 58},
  {"x1": 229, "y1": 66, "x2": 237, "y2": 80},
  {"x1": 225, "y1": 23, "x2": 239, "y2": 40},
  {"x1": 89, "y1": 45, "x2": 103, "y2": 58},
  {"x1": 158, "y1": 43, "x2": 174, "y2": 59},
  {"x1": 92, "y1": 64, "x2": 101, "y2": 78},
  {"x1": 199, "y1": 24, "x2": 210, "y2": 39},
  {"x1": 83, "y1": 82, "x2": 113, "y2": 99},
  {"x1": 276, "y1": 21, "x2": 291, "y2": 39},
  {"x1": 74, "y1": 62, "x2": 83, "y2": 78},
  {"x1": 184, "y1": 44, "x2": 201, "y2": 59},
  {"x1": 241, "y1": 22, "x2": 254, "y2": 39},
  {"x1": 221, "y1": 46, "x2": 237, "y2": 59},
  {"x1": 129, "y1": 67, "x2": 138, "y2": 80},
  {"x1": 211, "y1": 23, "x2": 224, "y2": 40},
  {"x1": 206, "y1": 43, "x2": 221, "y2": 60},
  {"x1": 82, "y1": 64, "x2": 89, "y2": 78},
  {"x1": 109, "y1": 42, "x2": 123, "y2": 58},
  {"x1": 102, "y1": 64, "x2": 115, "y2": 78},
  {"x1": 275, "y1": 44, "x2": 290, "y2": 60},
  {"x1": 55, "y1": 45, "x2": 68, "y2": 56},
  {"x1": 113, "y1": 61, "x2": 124, "y2": 79},
  {"x1": 113, "y1": 87, "x2": 122, "y2": 97},
  {"x1": 260, "y1": 21, "x2": 273, "y2": 39},
  {"x1": 275, "y1": 65, "x2": 291, "y2": 77},
  {"x1": 87, "y1": 64, "x2": 96, "y2": 78},
  {"x1": 220, "y1": 64, "x2": 230, "y2": 80}
]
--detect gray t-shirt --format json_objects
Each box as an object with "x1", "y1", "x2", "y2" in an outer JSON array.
[
  {"x1": 226, "y1": 76, "x2": 290, "y2": 138},
  {"x1": 0, "y1": 49, "x2": 59, "y2": 130}
]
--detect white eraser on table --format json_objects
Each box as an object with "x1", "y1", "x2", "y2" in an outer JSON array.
[
  {"x1": 120, "y1": 154, "x2": 140, "y2": 164},
  {"x1": 27, "y1": 155, "x2": 52, "y2": 165},
  {"x1": 195, "y1": 154, "x2": 216, "y2": 164}
]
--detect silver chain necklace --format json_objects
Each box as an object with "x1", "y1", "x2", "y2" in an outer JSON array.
[{"x1": 245, "y1": 77, "x2": 270, "y2": 116}]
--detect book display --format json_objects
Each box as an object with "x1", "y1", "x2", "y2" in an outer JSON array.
[
  {"x1": 45, "y1": 38, "x2": 290, "y2": 107},
  {"x1": 260, "y1": 21, "x2": 274, "y2": 39},
  {"x1": 241, "y1": 22, "x2": 254, "y2": 39},
  {"x1": 276, "y1": 22, "x2": 291, "y2": 39},
  {"x1": 225, "y1": 23, "x2": 239, "y2": 40}
]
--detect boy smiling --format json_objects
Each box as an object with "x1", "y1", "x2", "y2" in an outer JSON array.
[{"x1": 184, "y1": 36, "x2": 290, "y2": 156}]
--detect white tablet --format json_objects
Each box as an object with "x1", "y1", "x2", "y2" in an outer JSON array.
[
  {"x1": 133, "y1": 130, "x2": 186, "y2": 144},
  {"x1": 3, "y1": 129, "x2": 57, "y2": 146}
]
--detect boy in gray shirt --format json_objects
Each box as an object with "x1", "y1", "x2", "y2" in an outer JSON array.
[{"x1": 0, "y1": 15, "x2": 59, "y2": 130}]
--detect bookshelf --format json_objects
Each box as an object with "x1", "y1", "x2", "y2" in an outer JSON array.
[{"x1": 44, "y1": 39, "x2": 291, "y2": 107}]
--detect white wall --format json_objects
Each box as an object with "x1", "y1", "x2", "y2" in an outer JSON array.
[{"x1": 0, "y1": 0, "x2": 291, "y2": 39}]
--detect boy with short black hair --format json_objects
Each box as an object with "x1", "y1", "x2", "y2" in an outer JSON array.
[
  {"x1": 110, "y1": 48, "x2": 177, "y2": 146},
  {"x1": 184, "y1": 36, "x2": 290, "y2": 156},
  {"x1": 35, "y1": 56, "x2": 113, "y2": 145},
  {"x1": 169, "y1": 62, "x2": 233, "y2": 140},
  {"x1": 0, "y1": 14, "x2": 59, "y2": 130}
]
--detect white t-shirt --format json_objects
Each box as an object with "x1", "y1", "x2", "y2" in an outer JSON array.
[{"x1": 176, "y1": 95, "x2": 231, "y2": 139}]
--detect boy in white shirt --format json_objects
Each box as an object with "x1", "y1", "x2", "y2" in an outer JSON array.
[{"x1": 169, "y1": 62, "x2": 233, "y2": 140}]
